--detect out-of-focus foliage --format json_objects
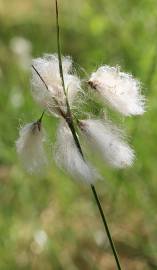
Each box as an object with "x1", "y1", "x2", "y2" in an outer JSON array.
[{"x1": 0, "y1": 0, "x2": 157, "y2": 269}]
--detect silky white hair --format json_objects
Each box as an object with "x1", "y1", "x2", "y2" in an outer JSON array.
[
  {"x1": 16, "y1": 53, "x2": 146, "y2": 180},
  {"x1": 31, "y1": 54, "x2": 81, "y2": 116},
  {"x1": 16, "y1": 122, "x2": 47, "y2": 173},
  {"x1": 54, "y1": 121, "x2": 100, "y2": 184},
  {"x1": 89, "y1": 65, "x2": 145, "y2": 116},
  {"x1": 79, "y1": 119, "x2": 135, "y2": 168}
]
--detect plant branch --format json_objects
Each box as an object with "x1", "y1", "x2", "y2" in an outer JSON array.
[{"x1": 55, "y1": 1, "x2": 122, "y2": 269}]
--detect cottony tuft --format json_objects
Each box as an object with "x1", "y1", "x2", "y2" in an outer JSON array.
[
  {"x1": 31, "y1": 54, "x2": 82, "y2": 117},
  {"x1": 79, "y1": 119, "x2": 134, "y2": 168},
  {"x1": 16, "y1": 121, "x2": 47, "y2": 173},
  {"x1": 89, "y1": 65, "x2": 145, "y2": 116},
  {"x1": 54, "y1": 121, "x2": 100, "y2": 184}
]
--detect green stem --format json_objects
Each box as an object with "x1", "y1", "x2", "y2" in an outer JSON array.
[
  {"x1": 91, "y1": 185, "x2": 122, "y2": 270},
  {"x1": 55, "y1": 0, "x2": 68, "y2": 99},
  {"x1": 55, "y1": 1, "x2": 122, "y2": 269}
]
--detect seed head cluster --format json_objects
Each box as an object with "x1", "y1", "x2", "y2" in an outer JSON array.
[{"x1": 16, "y1": 54, "x2": 145, "y2": 183}]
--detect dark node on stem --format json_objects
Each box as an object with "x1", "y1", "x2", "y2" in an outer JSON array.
[
  {"x1": 88, "y1": 80, "x2": 97, "y2": 89},
  {"x1": 36, "y1": 121, "x2": 42, "y2": 132},
  {"x1": 65, "y1": 110, "x2": 73, "y2": 125},
  {"x1": 32, "y1": 121, "x2": 41, "y2": 133},
  {"x1": 36, "y1": 111, "x2": 45, "y2": 131}
]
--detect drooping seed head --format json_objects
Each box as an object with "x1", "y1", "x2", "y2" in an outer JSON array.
[
  {"x1": 54, "y1": 121, "x2": 101, "y2": 184},
  {"x1": 31, "y1": 54, "x2": 82, "y2": 117},
  {"x1": 16, "y1": 121, "x2": 47, "y2": 173},
  {"x1": 79, "y1": 119, "x2": 135, "y2": 168},
  {"x1": 89, "y1": 65, "x2": 145, "y2": 116}
]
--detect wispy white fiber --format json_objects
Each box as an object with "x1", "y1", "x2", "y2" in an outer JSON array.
[
  {"x1": 79, "y1": 119, "x2": 135, "y2": 168},
  {"x1": 31, "y1": 54, "x2": 81, "y2": 116},
  {"x1": 89, "y1": 66, "x2": 145, "y2": 116},
  {"x1": 54, "y1": 121, "x2": 100, "y2": 184},
  {"x1": 16, "y1": 122, "x2": 47, "y2": 173}
]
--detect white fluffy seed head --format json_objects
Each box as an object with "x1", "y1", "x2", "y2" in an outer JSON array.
[
  {"x1": 16, "y1": 121, "x2": 47, "y2": 173},
  {"x1": 31, "y1": 54, "x2": 82, "y2": 117},
  {"x1": 89, "y1": 65, "x2": 145, "y2": 116},
  {"x1": 79, "y1": 119, "x2": 135, "y2": 168},
  {"x1": 54, "y1": 121, "x2": 100, "y2": 184}
]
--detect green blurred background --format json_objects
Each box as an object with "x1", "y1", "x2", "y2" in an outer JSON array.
[{"x1": 0, "y1": 0, "x2": 157, "y2": 269}]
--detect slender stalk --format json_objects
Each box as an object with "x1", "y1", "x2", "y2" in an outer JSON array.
[
  {"x1": 55, "y1": 0, "x2": 66, "y2": 97},
  {"x1": 91, "y1": 185, "x2": 122, "y2": 270},
  {"x1": 54, "y1": 1, "x2": 122, "y2": 269}
]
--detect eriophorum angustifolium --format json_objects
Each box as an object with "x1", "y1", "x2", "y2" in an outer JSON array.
[
  {"x1": 31, "y1": 54, "x2": 81, "y2": 117},
  {"x1": 89, "y1": 65, "x2": 145, "y2": 116},
  {"x1": 16, "y1": 53, "x2": 145, "y2": 182},
  {"x1": 79, "y1": 119, "x2": 134, "y2": 168},
  {"x1": 16, "y1": 118, "x2": 47, "y2": 174},
  {"x1": 54, "y1": 120, "x2": 101, "y2": 184}
]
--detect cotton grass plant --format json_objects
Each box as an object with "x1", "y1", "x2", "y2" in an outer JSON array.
[{"x1": 16, "y1": 1, "x2": 146, "y2": 269}]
